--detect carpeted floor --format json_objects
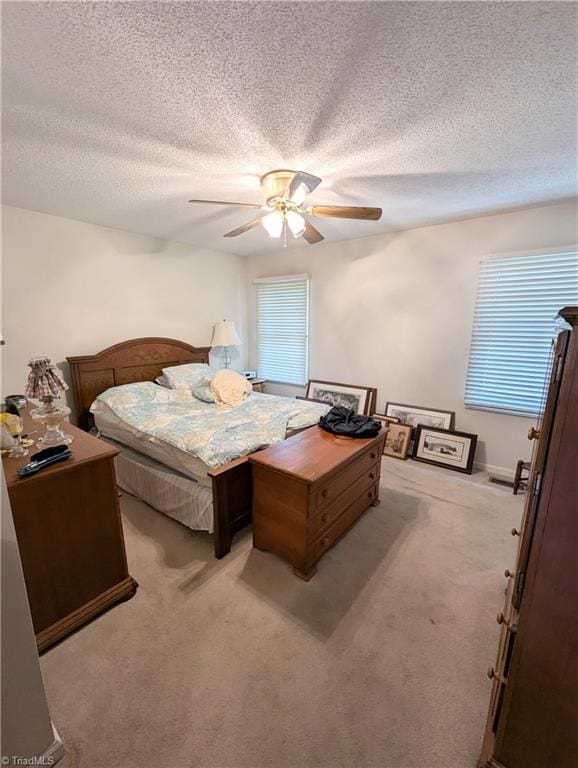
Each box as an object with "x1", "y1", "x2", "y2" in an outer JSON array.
[{"x1": 42, "y1": 459, "x2": 523, "y2": 768}]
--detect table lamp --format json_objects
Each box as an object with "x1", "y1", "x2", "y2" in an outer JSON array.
[
  {"x1": 25, "y1": 357, "x2": 73, "y2": 447},
  {"x1": 211, "y1": 320, "x2": 241, "y2": 368}
]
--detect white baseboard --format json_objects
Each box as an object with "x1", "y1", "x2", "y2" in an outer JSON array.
[
  {"x1": 41, "y1": 724, "x2": 64, "y2": 766},
  {"x1": 474, "y1": 461, "x2": 516, "y2": 481}
]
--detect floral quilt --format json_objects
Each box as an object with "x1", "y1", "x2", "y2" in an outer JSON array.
[{"x1": 91, "y1": 382, "x2": 329, "y2": 469}]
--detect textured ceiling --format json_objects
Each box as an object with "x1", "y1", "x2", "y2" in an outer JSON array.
[{"x1": 2, "y1": 1, "x2": 577, "y2": 256}]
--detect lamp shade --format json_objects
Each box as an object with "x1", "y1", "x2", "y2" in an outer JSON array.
[
  {"x1": 262, "y1": 211, "x2": 284, "y2": 238},
  {"x1": 211, "y1": 320, "x2": 241, "y2": 348},
  {"x1": 25, "y1": 357, "x2": 68, "y2": 400}
]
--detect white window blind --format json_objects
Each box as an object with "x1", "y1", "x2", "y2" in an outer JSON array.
[
  {"x1": 255, "y1": 274, "x2": 309, "y2": 386},
  {"x1": 465, "y1": 251, "x2": 578, "y2": 417}
]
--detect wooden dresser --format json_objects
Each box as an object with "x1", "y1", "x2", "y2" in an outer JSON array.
[
  {"x1": 3, "y1": 411, "x2": 137, "y2": 652},
  {"x1": 478, "y1": 306, "x2": 578, "y2": 768},
  {"x1": 250, "y1": 425, "x2": 386, "y2": 580}
]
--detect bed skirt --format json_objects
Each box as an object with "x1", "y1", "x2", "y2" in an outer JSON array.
[{"x1": 102, "y1": 438, "x2": 215, "y2": 533}]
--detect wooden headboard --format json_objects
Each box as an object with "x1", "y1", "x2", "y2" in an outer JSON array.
[{"x1": 67, "y1": 337, "x2": 210, "y2": 430}]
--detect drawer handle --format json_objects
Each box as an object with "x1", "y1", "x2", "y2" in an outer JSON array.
[
  {"x1": 321, "y1": 513, "x2": 329, "y2": 523},
  {"x1": 321, "y1": 536, "x2": 330, "y2": 547},
  {"x1": 511, "y1": 528, "x2": 520, "y2": 537},
  {"x1": 367, "y1": 490, "x2": 373, "y2": 499},
  {"x1": 369, "y1": 471, "x2": 375, "y2": 480},
  {"x1": 370, "y1": 452, "x2": 377, "y2": 459},
  {"x1": 321, "y1": 489, "x2": 330, "y2": 498},
  {"x1": 487, "y1": 666, "x2": 506, "y2": 684}
]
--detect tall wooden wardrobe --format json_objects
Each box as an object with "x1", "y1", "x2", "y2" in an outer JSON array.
[{"x1": 478, "y1": 306, "x2": 578, "y2": 768}]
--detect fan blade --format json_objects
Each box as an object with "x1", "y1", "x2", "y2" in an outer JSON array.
[
  {"x1": 188, "y1": 199, "x2": 262, "y2": 208},
  {"x1": 287, "y1": 171, "x2": 322, "y2": 201},
  {"x1": 223, "y1": 217, "x2": 262, "y2": 238},
  {"x1": 302, "y1": 221, "x2": 324, "y2": 245},
  {"x1": 310, "y1": 205, "x2": 382, "y2": 221}
]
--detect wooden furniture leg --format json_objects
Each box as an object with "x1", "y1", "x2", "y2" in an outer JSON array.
[
  {"x1": 513, "y1": 459, "x2": 531, "y2": 495},
  {"x1": 209, "y1": 456, "x2": 253, "y2": 558},
  {"x1": 292, "y1": 566, "x2": 317, "y2": 581}
]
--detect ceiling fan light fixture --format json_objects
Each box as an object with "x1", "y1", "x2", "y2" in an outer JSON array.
[
  {"x1": 286, "y1": 210, "x2": 306, "y2": 238},
  {"x1": 190, "y1": 169, "x2": 381, "y2": 245},
  {"x1": 262, "y1": 211, "x2": 284, "y2": 238},
  {"x1": 289, "y1": 183, "x2": 308, "y2": 206}
]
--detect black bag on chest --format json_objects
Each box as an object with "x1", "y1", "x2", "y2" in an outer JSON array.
[{"x1": 319, "y1": 406, "x2": 381, "y2": 438}]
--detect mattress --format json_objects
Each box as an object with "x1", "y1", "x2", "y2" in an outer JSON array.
[{"x1": 93, "y1": 400, "x2": 213, "y2": 485}]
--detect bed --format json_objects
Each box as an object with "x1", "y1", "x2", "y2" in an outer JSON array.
[{"x1": 67, "y1": 337, "x2": 327, "y2": 558}]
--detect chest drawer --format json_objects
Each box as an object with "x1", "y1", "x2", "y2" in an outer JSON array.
[
  {"x1": 309, "y1": 481, "x2": 379, "y2": 561},
  {"x1": 313, "y1": 446, "x2": 381, "y2": 513},
  {"x1": 309, "y1": 462, "x2": 379, "y2": 541}
]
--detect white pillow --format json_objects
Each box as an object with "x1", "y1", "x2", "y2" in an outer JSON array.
[
  {"x1": 92, "y1": 381, "x2": 193, "y2": 411},
  {"x1": 161, "y1": 363, "x2": 213, "y2": 390},
  {"x1": 193, "y1": 383, "x2": 217, "y2": 403}
]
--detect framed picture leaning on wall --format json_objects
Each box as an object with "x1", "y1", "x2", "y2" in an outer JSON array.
[
  {"x1": 384, "y1": 402, "x2": 455, "y2": 431},
  {"x1": 382, "y1": 422, "x2": 412, "y2": 460},
  {"x1": 305, "y1": 380, "x2": 376, "y2": 415},
  {"x1": 412, "y1": 426, "x2": 477, "y2": 474}
]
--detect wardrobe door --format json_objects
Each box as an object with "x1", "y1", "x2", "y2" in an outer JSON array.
[
  {"x1": 510, "y1": 330, "x2": 569, "y2": 610},
  {"x1": 495, "y1": 322, "x2": 578, "y2": 768}
]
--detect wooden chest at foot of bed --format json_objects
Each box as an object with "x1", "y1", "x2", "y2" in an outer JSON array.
[{"x1": 249, "y1": 426, "x2": 386, "y2": 580}]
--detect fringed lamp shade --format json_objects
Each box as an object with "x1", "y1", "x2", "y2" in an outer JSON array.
[
  {"x1": 26, "y1": 358, "x2": 72, "y2": 447},
  {"x1": 25, "y1": 357, "x2": 68, "y2": 401}
]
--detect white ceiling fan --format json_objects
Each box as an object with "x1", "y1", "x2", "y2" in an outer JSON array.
[{"x1": 188, "y1": 170, "x2": 382, "y2": 245}]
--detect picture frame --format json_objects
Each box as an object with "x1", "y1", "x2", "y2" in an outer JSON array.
[
  {"x1": 305, "y1": 380, "x2": 376, "y2": 416},
  {"x1": 295, "y1": 395, "x2": 328, "y2": 405},
  {"x1": 382, "y1": 422, "x2": 412, "y2": 460},
  {"x1": 412, "y1": 426, "x2": 477, "y2": 474},
  {"x1": 384, "y1": 402, "x2": 455, "y2": 431},
  {"x1": 373, "y1": 413, "x2": 400, "y2": 425}
]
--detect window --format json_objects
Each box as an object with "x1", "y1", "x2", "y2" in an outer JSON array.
[
  {"x1": 465, "y1": 251, "x2": 578, "y2": 417},
  {"x1": 255, "y1": 274, "x2": 309, "y2": 386}
]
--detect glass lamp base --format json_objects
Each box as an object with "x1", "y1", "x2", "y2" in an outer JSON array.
[
  {"x1": 36, "y1": 427, "x2": 73, "y2": 449},
  {"x1": 30, "y1": 401, "x2": 74, "y2": 448}
]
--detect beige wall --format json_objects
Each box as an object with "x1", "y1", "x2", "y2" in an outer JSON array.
[
  {"x1": 247, "y1": 200, "x2": 578, "y2": 474},
  {"x1": 1, "y1": 206, "x2": 247, "y2": 410}
]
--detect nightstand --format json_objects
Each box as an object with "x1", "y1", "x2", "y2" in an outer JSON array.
[
  {"x1": 249, "y1": 378, "x2": 266, "y2": 393},
  {"x1": 3, "y1": 410, "x2": 137, "y2": 652}
]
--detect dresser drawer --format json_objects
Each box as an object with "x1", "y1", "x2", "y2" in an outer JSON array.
[
  {"x1": 309, "y1": 481, "x2": 379, "y2": 561},
  {"x1": 309, "y1": 465, "x2": 379, "y2": 541},
  {"x1": 314, "y1": 447, "x2": 381, "y2": 513}
]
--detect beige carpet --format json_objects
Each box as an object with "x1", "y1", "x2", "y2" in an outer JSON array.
[{"x1": 41, "y1": 459, "x2": 522, "y2": 768}]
